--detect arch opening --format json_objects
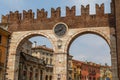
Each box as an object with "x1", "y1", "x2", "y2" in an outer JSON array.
[
  {"x1": 67, "y1": 33, "x2": 112, "y2": 80},
  {"x1": 14, "y1": 33, "x2": 54, "y2": 80},
  {"x1": 67, "y1": 31, "x2": 111, "y2": 53},
  {"x1": 69, "y1": 33, "x2": 111, "y2": 65},
  {"x1": 16, "y1": 33, "x2": 54, "y2": 52}
]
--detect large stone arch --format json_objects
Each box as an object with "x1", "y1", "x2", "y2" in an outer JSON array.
[
  {"x1": 64, "y1": 28, "x2": 119, "y2": 80},
  {"x1": 6, "y1": 30, "x2": 56, "y2": 80},
  {"x1": 16, "y1": 31, "x2": 55, "y2": 51},
  {"x1": 65, "y1": 28, "x2": 111, "y2": 53}
]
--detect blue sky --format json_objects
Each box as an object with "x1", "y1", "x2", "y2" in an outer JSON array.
[
  {"x1": 0, "y1": 0, "x2": 111, "y2": 65},
  {"x1": 69, "y1": 34, "x2": 110, "y2": 66}
]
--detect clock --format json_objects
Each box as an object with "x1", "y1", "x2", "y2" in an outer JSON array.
[{"x1": 54, "y1": 23, "x2": 67, "y2": 37}]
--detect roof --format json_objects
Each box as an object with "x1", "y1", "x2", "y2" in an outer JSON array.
[
  {"x1": 72, "y1": 59, "x2": 101, "y2": 67},
  {"x1": 20, "y1": 52, "x2": 45, "y2": 65},
  {"x1": 32, "y1": 45, "x2": 53, "y2": 52},
  {"x1": 0, "y1": 24, "x2": 11, "y2": 36}
]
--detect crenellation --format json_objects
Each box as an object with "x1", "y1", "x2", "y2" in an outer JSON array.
[
  {"x1": 37, "y1": 9, "x2": 48, "y2": 20},
  {"x1": 51, "y1": 7, "x2": 61, "y2": 18},
  {"x1": 66, "y1": 6, "x2": 76, "y2": 17},
  {"x1": 1, "y1": 15, "x2": 9, "y2": 23},
  {"x1": 0, "y1": 4, "x2": 116, "y2": 31},
  {"x1": 96, "y1": 3, "x2": 104, "y2": 16},
  {"x1": 23, "y1": 9, "x2": 34, "y2": 21},
  {"x1": 81, "y1": 5, "x2": 90, "y2": 16},
  {"x1": 96, "y1": 4, "x2": 100, "y2": 15},
  {"x1": 111, "y1": 0, "x2": 115, "y2": 15},
  {"x1": 81, "y1": 5, "x2": 85, "y2": 16},
  {"x1": 8, "y1": 11, "x2": 21, "y2": 23},
  {"x1": 15, "y1": 11, "x2": 22, "y2": 22}
]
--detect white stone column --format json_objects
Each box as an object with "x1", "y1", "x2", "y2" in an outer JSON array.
[
  {"x1": 53, "y1": 53, "x2": 68, "y2": 80},
  {"x1": 111, "y1": 35, "x2": 119, "y2": 80}
]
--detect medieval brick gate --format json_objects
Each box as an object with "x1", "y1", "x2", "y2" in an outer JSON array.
[{"x1": 1, "y1": 0, "x2": 120, "y2": 80}]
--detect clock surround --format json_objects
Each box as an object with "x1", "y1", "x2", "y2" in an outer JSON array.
[{"x1": 53, "y1": 22, "x2": 68, "y2": 37}]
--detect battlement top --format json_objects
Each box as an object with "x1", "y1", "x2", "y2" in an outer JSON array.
[{"x1": 1, "y1": 1, "x2": 115, "y2": 31}]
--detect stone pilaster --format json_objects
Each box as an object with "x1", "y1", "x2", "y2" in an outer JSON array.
[
  {"x1": 53, "y1": 53, "x2": 68, "y2": 80},
  {"x1": 6, "y1": 53, "x2": 19, "y2": 80},
  {"x1": 114, "y1": 0, "x2": 120, "y2": 79},
  {"x1": 111, "y1": 35, "x2": 119, "y2": 80}
]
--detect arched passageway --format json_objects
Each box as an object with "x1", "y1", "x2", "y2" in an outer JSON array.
[{"x1": 69, "y1": 33, "x2": 111, "y2": 65}]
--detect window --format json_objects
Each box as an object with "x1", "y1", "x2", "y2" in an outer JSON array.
[
  {"x1": 29, "y1": 67, "x2": 33, "y2": 80},
  {"x1": 46, "y1": 58, "x2": 48, "y2": 64},
  {"x1": 46, "y1": 53, "x2": 48, "y2": 56},
  {"x1": 46, "y1": 75, "x2": 48, "y2": 80},
  {"x1": 50, "y1": 54, "x2": 53, "y2": 56},
  {"x1": 50, "y1": 69, "x2": 53, "y2": 72},
  {"x1": 46, "y1": 69, "x2": 49, "y2": 72},
  {"x1": 0, "y1": 49, "x2": 1, "y2": 62},
  {"x1": 40, "y1": 70, "x2": 43, "y2": 80},
  {"x1": 49, "y1": 76, "x2": 52, "y2": 80},
  {"x1": 50, "y1": 59, "x2": 52, "y2": 65},
  {"x1": 0, "y1": 35, "x2": 1, "y2": 44}
]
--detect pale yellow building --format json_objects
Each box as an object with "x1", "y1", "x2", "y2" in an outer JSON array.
[
  {"x1": 32, "y1": 45, "x2": 54, "y2": 80},
  {"x1": 19, "y1": 40, "x2": 54, "y2": 80},
  {"x1": 100, "y1": 65, "x2": 112, "y2": 80}
]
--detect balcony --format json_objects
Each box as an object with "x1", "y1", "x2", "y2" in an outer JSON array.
[{"x1": 46, "y1": 64, "x2": 53, "y2": 68}]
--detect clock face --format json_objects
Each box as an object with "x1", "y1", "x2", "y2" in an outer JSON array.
[{"x1": 54, "y1": 23, "x2": 67, "y2": 37}]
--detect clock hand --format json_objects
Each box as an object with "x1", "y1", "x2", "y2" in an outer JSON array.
[
  {"x1": 55, "y1": 27, "x2": 63, "y2": 33},
  {"x1": 55, "y1": 29, "x2": 62, "y2": 33}
]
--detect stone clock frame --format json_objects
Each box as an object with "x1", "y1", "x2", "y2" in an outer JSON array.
[{"x1": 53, "y1": 22, "x2": 68, "y2": 38}]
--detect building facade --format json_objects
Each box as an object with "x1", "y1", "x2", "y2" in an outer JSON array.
[
  {"x1": 32, "y1": 45, "x2": 54, "y2": 80},
  {"x1": 19, "y1": 40, "x2": 112, "y2": 80},
  {"x1": 18, "y1": 52, "x2": 46, "y2": 80},
  {"x1": 0, "y1": 24, "x2": 10, "y2": 80},
  {"x1": 68, "y1": 55, "x2": 73, "y2": 80},
  {"x1": 72, "y1": 60, "x2": 112, "y2": 80},
  {"x1": 100, "y1": 65, "x2": 112, "y2": 80},
  {"x1": 18, "y1": 40, "x2": 54, "y2": 80}
]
